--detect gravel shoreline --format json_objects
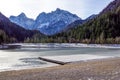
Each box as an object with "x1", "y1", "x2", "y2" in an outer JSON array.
[{"x1": 0, "y1": 57, "x2": 120, "y2": 80}]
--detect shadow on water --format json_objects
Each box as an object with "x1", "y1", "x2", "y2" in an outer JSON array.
[
  {"x1": 0, "y1": 44, "x2": 21, "y2": 50},
  {"x1": 13, "y1": 59, "x2": 47, "y2": 68}
]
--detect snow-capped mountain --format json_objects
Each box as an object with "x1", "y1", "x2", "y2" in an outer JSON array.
[
  {"x1": 33, "y1": 8, "x2": 81, "y2": 35},
  {"x1": 9, "y1": 8, "x2": 81, "y2": 35},
  {"x1": 9, "y1": 13, "x2": 35, "y2": 30}
]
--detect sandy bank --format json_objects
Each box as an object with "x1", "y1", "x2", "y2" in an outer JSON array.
[{"x1": 0, "y1": 57, "x2": 120, "y2": 80}]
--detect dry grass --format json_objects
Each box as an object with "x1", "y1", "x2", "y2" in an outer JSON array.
[{"x1": 0, "y1": 58, "x2": 120, "y2": 80}]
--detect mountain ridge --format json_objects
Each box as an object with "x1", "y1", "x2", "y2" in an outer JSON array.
[
  {"x1": 10, "y1": 12, "x2": 35, "y2": 30},
  {"x1": 9, "y1": 8, "x2": 82, "y2": 35}
]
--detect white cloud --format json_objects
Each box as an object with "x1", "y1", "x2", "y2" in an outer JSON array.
[
  {"x1": 0, "y1": 0, "x2": 21, "y2": 16},
  {"x1": 0, "y1": 0, "x2": 113, "y2": 19},
  {"x1": 19, "y1": 0, "x2": 85, "y2": 19}
]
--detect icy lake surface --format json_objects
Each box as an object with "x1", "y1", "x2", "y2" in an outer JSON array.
[{"x1": 0, "y1": 43, "x2": 120, "y2": 72}]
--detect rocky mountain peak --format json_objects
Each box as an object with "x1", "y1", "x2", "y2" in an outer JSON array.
[
  {"x1": 9, "y1": 8, "x2": 82, "y2": 35},
  {"x1": 18, "y1": 12, "x2": 26, "y2": 18}
]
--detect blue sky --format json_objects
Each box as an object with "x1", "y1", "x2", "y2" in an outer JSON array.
[{"x1": 0, "y1": 0, "x2": 113, "y2": 19}]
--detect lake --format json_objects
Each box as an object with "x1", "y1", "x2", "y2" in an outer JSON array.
[{"x1": 0, "y1": 43, "x2": 120, "y2": 72}]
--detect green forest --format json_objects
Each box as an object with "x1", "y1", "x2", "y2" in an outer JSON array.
[{"x1": 0, "y1": 29, "x2": 16, "y2": 44}]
